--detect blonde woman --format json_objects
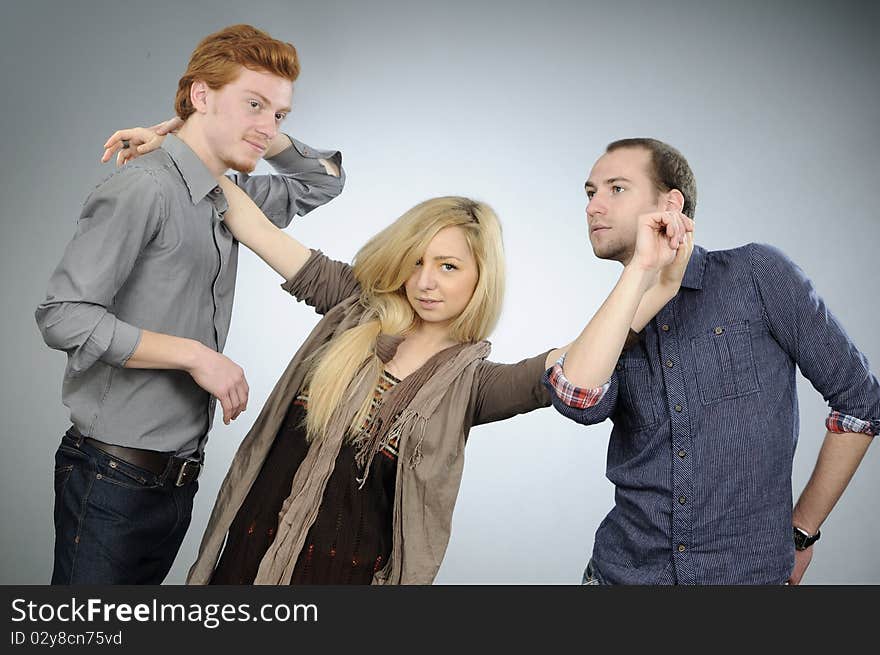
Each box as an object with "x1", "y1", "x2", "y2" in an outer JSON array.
[{"x1": 187, "y1": 184, "x2": 564, "y2": 584}]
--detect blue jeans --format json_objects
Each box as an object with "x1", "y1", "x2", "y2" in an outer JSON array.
[
  {"x1": 582, "y1": 558, "x2": 609, "y2": 585},
  {"x1": 51, "y1": 428, "x2": 198, "y2": 584}
]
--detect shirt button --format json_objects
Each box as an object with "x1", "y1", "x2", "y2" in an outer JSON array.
[
  {"x1": 678, "y1": 449, "x2": 687, "y2": 458},
  {"x1": 678, "y1": 544, "x2": 686, "y2": 552},
  {"x1": 616, "y1": 363, "x2": 623, "y2": 371},
  {"x1": 679, "y1": 496, "x2": 687, "y2": 504},
  {"x1": 661, "y1": 324, "x2": 670, "y2": 332},
  {"x1": 665, "y1": 359, "x2": 674, "y2": 368},
  {"x1": 212, "y1": 186, "x2": 221, "y2": 195},
  {"x1": 674, "y1": 404, "x2": 683, "y2": 412},
  {"x1": 714, "y1": 326, "x2": 724, "y2": 335}
]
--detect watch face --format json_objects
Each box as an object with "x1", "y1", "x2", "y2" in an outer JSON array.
[{"x1": 793, "y1": 527, "x2": 818, "y2": 550}]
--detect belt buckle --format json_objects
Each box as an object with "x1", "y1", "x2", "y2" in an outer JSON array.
[{"x1": 175, "y1": 460, "x2": 201, "y2": 487}]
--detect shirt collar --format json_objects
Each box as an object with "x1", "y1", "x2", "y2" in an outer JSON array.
[
  {"x1": 681, "y1": 244, "x2": 707, "y2": 290},
  {"x1": 161, "y1": 134, "x2": 218, "y2": 205}
]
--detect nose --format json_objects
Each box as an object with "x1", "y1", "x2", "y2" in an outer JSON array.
[
  {"x1": 416, "y1": 264, "x2": 437, "y2": 290},
  {"x1": 586, "y1": 192, "x2": 607, "y2": 219},
  {"x1": 254, "y1": 114, "x2": 278, "y2": 141}
]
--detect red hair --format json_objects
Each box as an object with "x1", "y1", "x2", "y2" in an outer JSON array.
[{"x1": 175, "y1": 24, "x2": 300, "y2": 120}]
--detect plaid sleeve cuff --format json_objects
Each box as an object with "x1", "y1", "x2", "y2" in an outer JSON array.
[
  {"x1": 547, "y1": 354, "x2": 610, "y2": 409},
  {"x1": 826, "y1": 411, "x2": 876, "y2": 436}
]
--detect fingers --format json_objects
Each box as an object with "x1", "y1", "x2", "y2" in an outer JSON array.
[
  {"x1": 234, "y1": 380, "x2": 250, "y2": 421},
  {"x1": 223, "y1": 373, "x2": 249, "y2": 424},
  {"x1": 149, "y1": 116, "x2": 183, "y2": 135},
  {"x1": 101, "y1": 127, "x2": 162, "y2": 166},
  {"x1": 102, "y1": 128, "x2": 140, "y2": 161},
  {"x1": 116, "y1": 142, "x2": 136, "y2": 167},
  {"x1": 228, "y1": 386, "x2": 242, "y2": 424},
  {"x1": 165, "y1": 116, "x2": 184, "y2": 134},
  {"x1": 102, "y1": 129, "x2": 127, "y2": 153},
  {"x1": 219, "y1": 394, "x2": 233, "y2": 426},
  {"x1": 653, "y1": 211, "x2": 693, "y2": 249},
  {"x1": 101, "y1": 139, "x2": 123, "y2": 164},
  {"x1": 228, "y1": 381, "x2": 249, "y2": 422},
  {"x1": 649, "y1": 212, "x2": 679, "y2": 248},
  {"x1": 103, "y1": 129, "x2": 135, "y2": 165}
]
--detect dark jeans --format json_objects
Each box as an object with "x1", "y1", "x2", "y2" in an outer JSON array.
[{"x1": 51, "y1": 428, "x2": 198, "y2": 584}]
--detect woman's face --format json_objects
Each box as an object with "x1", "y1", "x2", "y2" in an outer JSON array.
[{"x1": 404, "y1": 226, "x2": 479, "y2": 331}]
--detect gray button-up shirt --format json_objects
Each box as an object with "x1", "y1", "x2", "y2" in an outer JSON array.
[{"x1": 36, "y1": 134, "x2": 344, "y2": 457}]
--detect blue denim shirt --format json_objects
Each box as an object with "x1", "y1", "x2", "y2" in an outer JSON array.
[{"x1": 544, "y1": 244, "x2": 880, "y2": 584}]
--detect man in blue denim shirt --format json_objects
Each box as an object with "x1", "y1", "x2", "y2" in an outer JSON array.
[{"x1": 544, "y1": 138, "x2": 879, "y2": 585}]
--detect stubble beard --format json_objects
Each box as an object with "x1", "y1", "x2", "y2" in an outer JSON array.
[
  {"x1": 222, "y1": 153, "x2": 257, "y2": 175},
  {"x1": 591, "y1": 236, "x2": 629, "y2": 263}
]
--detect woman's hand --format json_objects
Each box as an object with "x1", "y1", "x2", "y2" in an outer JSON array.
[
  {"x1": 216, "y1": 176, "x2": 253, "y2": 240},
  {"x1": 101, "y1": 116, "x2": 183, "y2": 166},
  {"x1": 630, "y1": 227, "x2": 695, "y2": 333},
  {"x1": 630, "y1": 210, "x2": 694, "y2": 276},
  {"x1": 658, "y1": 230, "x2": 694, "y2": 290}
]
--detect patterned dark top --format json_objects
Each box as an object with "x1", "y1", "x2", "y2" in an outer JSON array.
[{"x1": 211, "y1": 371, "x2": 400, "y2": 584}]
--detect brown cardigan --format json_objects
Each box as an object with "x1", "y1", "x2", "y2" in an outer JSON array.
[{"x1": 187, "y1": 250, "x2": 552, "y2": 584}]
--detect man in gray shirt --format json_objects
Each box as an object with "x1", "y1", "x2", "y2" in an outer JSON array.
[{"x1": 35, "y1": 24, "x2": 344, "y2": 584}]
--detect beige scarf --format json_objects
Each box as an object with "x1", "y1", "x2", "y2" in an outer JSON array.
[{"x1": 252, "y1": 338, "x2": 491, "y2": 585}]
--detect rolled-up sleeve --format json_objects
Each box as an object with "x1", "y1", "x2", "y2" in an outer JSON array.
[
  {"x1": 749, "y1": 242, "x2": 880, "y2": 436},
  {"x1": 542, "y1": 358, "x2": 619, "y2": 426},
  {"x1": 232, "y1": 135, "x2": 344, "y2": 228},
  {"x1": 546, "y1": 354, "x2": 610, "y2": 408},
  {"x1": 35, "y1": 169, "x2": 164, "y2": 374}
]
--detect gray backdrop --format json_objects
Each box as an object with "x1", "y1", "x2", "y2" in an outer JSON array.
[{"x1": 1, "y1": 0, "x2": 877, "y2": 584}]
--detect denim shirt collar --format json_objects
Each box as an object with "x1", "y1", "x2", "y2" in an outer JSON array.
[{"x1": 681, "y1": 244, "x2": 707, "y2": 290}]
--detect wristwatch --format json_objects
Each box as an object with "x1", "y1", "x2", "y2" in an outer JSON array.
[{"x1": 793, "y1": 526, "x2": 821, "y2": 551}]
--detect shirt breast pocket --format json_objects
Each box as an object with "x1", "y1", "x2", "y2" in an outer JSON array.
[
  {"x1": 615, "y1": 355, "x2": 658, "y2": 431},
  {"x1": 690, "y1": 320, "x2": 760, "y2": 405}
]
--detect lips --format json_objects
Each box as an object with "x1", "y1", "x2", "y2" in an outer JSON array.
[
  {"x1": 590, "y1": 225, "x2": 610, "y2": 234},
  {"x1": 244, "y1": 139, "x2": 267, "y2": 154},
  {"x1": 417, "y1": 298, "x2": 442, "y2": 308}
]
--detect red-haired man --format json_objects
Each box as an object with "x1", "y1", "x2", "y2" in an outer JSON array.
[{"x1": 36, "y1": 25, "x2": 344, "y2": 584}]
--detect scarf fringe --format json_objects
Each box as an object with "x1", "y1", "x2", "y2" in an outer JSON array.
[{"x1": 408, "y1": 416, "x2": 428, "y2": 470}]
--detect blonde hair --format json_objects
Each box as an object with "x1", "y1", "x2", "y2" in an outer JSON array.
[{"x1": 305, "y1": 196, "x2": 505, "y2": 441}]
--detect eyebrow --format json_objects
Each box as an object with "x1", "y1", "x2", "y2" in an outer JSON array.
[
  {"x1": 430, "y1": 255, "x2": 464, "y2": 261},
  {"x1": 245, "y1": 89, "x2": 291, "y2": 113},
  {"x1": 584, "y1": 176, "x2": 633, "y2": 190}
]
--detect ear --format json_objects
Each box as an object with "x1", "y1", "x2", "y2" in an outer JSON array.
[
  {"x1": 664, "y1": 189, "x2": 685, "y2": 213},
  {"x1": 189, "y1": 80, "x2": 210, "y2": 114}
]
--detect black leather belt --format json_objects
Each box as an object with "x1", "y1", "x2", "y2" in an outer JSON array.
[{"x1": 83, "y1": 436, "x2": 201, "y2": 487}]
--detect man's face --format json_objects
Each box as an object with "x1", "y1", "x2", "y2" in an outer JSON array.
[
  {"x1": 584, "y1": 147, "x2": 666, "y2": 264},
  {"x1": 202, "y1": 67, "x2": 292, "y2": 173}
]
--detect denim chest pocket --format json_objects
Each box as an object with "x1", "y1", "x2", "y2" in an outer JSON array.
[
  {"x1": 615, "y1": 356, "x2": 658, "y2": 430},
  {"x1": 690, "y1": 320, "x2": 760, "y2": 405}
]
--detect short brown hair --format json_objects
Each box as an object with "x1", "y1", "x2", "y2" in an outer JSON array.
[
  {"x1": 174, "y1": 24, "x2": 300, "y2": 120},
  {"x1": 606, "y1": 138, "x2": 697, "y2": 218}
]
